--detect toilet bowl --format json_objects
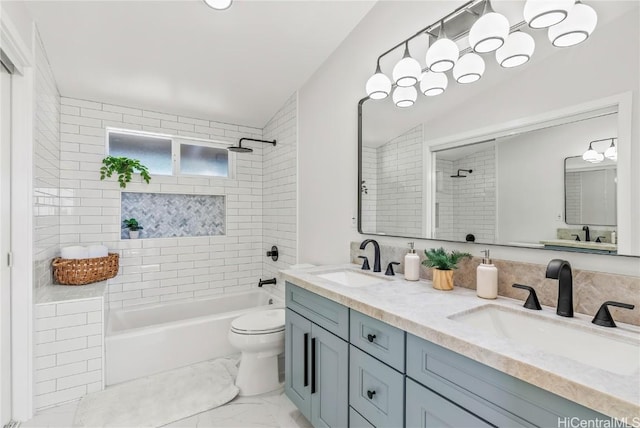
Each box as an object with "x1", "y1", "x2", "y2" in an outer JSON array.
[{"x1": 228, "y1": 308, "x2": 285, "y2": 396}]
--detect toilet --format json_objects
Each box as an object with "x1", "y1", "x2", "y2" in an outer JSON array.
[{"x1": 228, "y1": 308, "x2": 285, "y2": 396}]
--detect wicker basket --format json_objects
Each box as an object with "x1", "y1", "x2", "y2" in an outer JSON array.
[{"x1": 52, "y1": 253, "x2": 120, "y2": 286}]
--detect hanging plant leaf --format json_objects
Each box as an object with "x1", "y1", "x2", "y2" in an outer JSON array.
[{"x1": 100, "y1": 156, "x2": 151, "y2": 189}]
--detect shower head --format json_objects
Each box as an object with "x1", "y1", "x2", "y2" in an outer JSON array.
[
  {"x1": 228, "y1": 145, "x2": 253, "y2": 153},
  {"x1": 227, "y1": 137, "x2": 276, "y2": 154},
  {"x1": 451, "y1": 169, "x2": 472, "y2": 178}
]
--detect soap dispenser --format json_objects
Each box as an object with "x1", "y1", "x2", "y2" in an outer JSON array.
[
  {"x1": 404, "y1": 242, "x2": 420, "y2": 281},
  {"x1": 477, "y1": 250, "x2": 498, "y2": 299}
]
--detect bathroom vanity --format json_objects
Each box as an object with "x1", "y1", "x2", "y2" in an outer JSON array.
[{"x1": 282, "y1": 265, "x2": 639, "y2": 427}]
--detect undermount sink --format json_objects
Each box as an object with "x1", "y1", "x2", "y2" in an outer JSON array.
[
  {"x1": 450, "y1": 305, "x2": 640, "y2": 376},
  {"x1": 315, "y1": 270, "x2": 391, "y2": 288}
]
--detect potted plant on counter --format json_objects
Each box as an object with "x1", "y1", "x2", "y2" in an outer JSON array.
[
  {"x1": 422, "y1": 247, "x2": 471, "y2": 291},
  {"x1": 123, "y1": 218, "x2": 143, "y2": 239}
]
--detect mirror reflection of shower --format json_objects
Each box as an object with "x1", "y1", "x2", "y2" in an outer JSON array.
[{"x1": 451, "y1": 169, "x2": 472, "y2": 178}]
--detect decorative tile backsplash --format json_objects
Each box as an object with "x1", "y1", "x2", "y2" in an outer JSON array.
[{"x1": 121, "y1": 192, "x2": 225, "y2": 239}]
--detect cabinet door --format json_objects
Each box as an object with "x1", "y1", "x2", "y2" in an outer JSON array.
[
  {"x1": 311, "y1": 323, "x2": 349, "y2": 428},
  {"x1": 285, "y1": 309, "x2": 312, "y2": 422},
  {"x1": 406, "y1": 378, "x2": 493, "y2": 428}
]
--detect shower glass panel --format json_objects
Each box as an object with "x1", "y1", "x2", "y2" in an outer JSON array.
[
  {"x1": 180, "y1": 144, "x2": 228, "y2": 177},
  {"x1": 108, "y1": 132, "x2": 173, "y2": 175}
]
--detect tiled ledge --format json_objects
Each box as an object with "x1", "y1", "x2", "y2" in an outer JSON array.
[{"x1": 36, "y1": 281, "x2": 108, "y2": 305}]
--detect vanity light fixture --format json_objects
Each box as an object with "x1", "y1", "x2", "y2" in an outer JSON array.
[
  {"x1": 393, "y1": 86, "x2": 418, "y2": 108},
  {"x1": 523, "y1": 0, "x2": 574, "y2": 29},
  {"x1": 496, "y1": 31, "x2": 536, "y2": 68},
  {"x1": 453, "y1": 53, "x2": 485, "y2": 83},
  {"x1": 548, "y1": 1, "x2": 598, "y2": 47},
  {"x1": 604, "y1": 139, "x2": 617, "y2": 161},
  {"x1": 203, "y1": 0, "x2": 232, "y2": 10},
  {"x1": 366, "y1": 62, "x2": 392, "y2": 100},
  {"x1": 425, "y1": 21, "x2": 459, "y2": 73},
  {"x1": 393, "y1": 42, "x2": 422, "y2": 87},
  {"x1": 582, "y1": 142, "x2": 601, "y2": 163},
  {"x1": 582, "y1": 137, "x2": 616, "y2": 163},
  {"x1": 363, "y1": 0, "x2": 598, "y2": 109},
  {"x1": 420, "y1": 72, "x2": 448, "y2": 96},
  {"x1": 468, "y1": 0, "x2": 510, "y2": 53}
]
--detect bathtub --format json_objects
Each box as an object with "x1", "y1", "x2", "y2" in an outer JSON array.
[{"x1": 106, "y1": 289, "x2": 283, "y2": 385}]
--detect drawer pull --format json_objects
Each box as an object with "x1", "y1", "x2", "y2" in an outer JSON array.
[
  {"x1": 366, "y1": 390, "x2": 376, "y2": 399},
  {"x1": 367, "y1": 334, "x2": 377, "y2": 343}
]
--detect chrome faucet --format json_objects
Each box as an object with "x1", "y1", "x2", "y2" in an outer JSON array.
[
  {"x1": 545, "y1": 259, "x2": 573, "y2": 317},
  {"x1": 359, "y1": 239, "x2": 381, "y2": 272}
]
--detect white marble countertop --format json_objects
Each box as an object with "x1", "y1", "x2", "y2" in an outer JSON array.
[
  {"x1": 281, "y1": 264, "x2": 640, "y2": 420},
  {"x1": 540, "y1": 239, "x2": 618, "y2": 252},
  {"x1": 36, "y1": 281, "x2": 108, "y2": 304}
]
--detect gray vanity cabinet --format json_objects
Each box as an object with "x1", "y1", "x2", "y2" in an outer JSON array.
[
  {"x1": 285, "y1": 283, "x2": 349, "y2": 428},
  {"x1": 285, "y1": 281, "x2": 610, "y2": 428}
]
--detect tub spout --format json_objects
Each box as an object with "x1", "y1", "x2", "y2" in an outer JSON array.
[{"x1": 258, "y1": 278, "x2": 277, "y2": 287}]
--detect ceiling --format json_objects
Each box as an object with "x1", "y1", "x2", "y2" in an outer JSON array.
[{"x1": 24, "y1": 0, "x2": 375, "y2": 128}]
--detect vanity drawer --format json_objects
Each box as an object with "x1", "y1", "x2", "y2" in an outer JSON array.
[
  {"x1": 406, "y1": 378, "x2": 492, "y2": 428},
  {"x1": 350, "y1": 310, "x2": 405, "y2": 372},
  {"x1": 406, "y1": 333, "x2": 606, "y2": 427},
  {"x1": 349, "y1": 345, "x2": 404, "y2": 428},
  {"x1": 286, "y1": 282, "x2": 349, "y2": 340},
  {"x1": 349, "y1": 407, "x2": 374, "y2": 428}
]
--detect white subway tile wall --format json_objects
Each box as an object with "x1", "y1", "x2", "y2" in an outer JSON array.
[
  {"x1": 59, "y1": 97, "x2": 268, "y2": 308},
  {"x1": 360, "y1": 146, "x2": 377, "y2": 233},
  {"x1": 34, "y1": 32, "x2": 61, "y2": 290},
  {"x1": 376, "y1": 125, "x2": 423, "y2": 236},
  {"x1": 262, "y1": 93, "x2": 298, "y2": 289},
  {"x1": 436, "y1": 146, "x2": 496, "y2": 243},
  {"x1": 34, "y1": 298, "x2": 104, "y2": 410},
  {"x1": 565, "y1": 171, "x2": 581, "y2": 224}
]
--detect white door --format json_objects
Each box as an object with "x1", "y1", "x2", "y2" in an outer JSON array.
[{"x1": 0, "y1": 58, "x2": 13, "y2": 426}]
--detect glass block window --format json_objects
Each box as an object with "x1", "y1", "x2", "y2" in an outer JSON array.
[
  {"x1": 107, "y1": 129, "x2": 231, "y2": 178},
  {"x1": 180, "y1": 143, "x2": 229, "y2": 177}
]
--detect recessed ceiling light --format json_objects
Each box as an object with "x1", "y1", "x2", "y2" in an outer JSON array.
[{"x1": 204, "y1": 0, "x2": 233, "y2": 11}]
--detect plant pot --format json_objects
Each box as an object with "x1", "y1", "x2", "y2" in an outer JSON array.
[
  {"x1": 128, "y1": 230, "x2": 139, "y2": 239},
  {"x1": 432, "y1": 268, "x2": 454, "y2": 291}
]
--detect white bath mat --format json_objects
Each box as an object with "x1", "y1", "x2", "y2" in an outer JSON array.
[{"x1": 73, "y1": 358, "x2": 239, "y2": 427}]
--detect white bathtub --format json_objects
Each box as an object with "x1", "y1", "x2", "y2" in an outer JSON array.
[{"x1": 106, "y1": 290, "x2": 283, "y2": 385}]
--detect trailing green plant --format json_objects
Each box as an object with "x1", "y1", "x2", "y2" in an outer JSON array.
[
  {"x1": 422, "y1": 247, "x2": 471, "y2": 271},
  {"x1": 100, "y1": 156, "x2": 151, "y2": 189},
  {"x1": 123, "y1": 218, "x2": 143, "y2": 231}
]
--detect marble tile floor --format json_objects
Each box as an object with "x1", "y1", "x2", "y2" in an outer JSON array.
[{"x1": 21, "y1": 388, "x2": 312, "y2": 428}]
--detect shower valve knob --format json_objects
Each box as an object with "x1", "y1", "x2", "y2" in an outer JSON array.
[{"x1": 266, "y1": 246, "x2": 279, "y2": 261}]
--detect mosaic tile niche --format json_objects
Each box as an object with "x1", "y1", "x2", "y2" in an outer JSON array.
[{"x1": 121, "y1": 192, "x2": 225, "y2": 239}]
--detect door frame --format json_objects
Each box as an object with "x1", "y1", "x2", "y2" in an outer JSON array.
[{"x1": 1, "y1": 9, "x2": 35, "y2": 421}]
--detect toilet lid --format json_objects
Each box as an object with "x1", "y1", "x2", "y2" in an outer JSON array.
[{"x1": 231, "y1": 309, "x2": 285, "y2": 334}]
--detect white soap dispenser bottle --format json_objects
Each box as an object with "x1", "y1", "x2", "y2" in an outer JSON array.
[
  {"x1": 404, "y1": 242, "x2": 420, "y2": 281},
  {"x1": 476, "y1": 250, "x2": 498, "y2": 299}
]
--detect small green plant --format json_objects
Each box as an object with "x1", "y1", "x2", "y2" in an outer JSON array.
[
  {"x1": 123, "y1": 218, "x2": 143, "y2": 231},
  {"x1": 100, "y1": 156, "x2": 151, "y2": 189},
  {"x1": 422, "y1": 247, "x2": 471, "y2": 271}
]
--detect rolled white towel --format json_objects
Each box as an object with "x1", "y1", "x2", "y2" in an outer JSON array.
[
  {"x1": 60, "y1": 246, "x2": 90, "y2": 259},
  {"x1": 88, "y1": 245, "x2": 108, "y2": 258}
]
